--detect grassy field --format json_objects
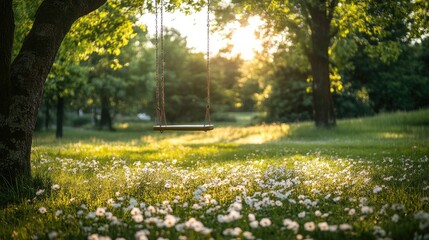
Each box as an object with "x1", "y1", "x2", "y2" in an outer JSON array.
[{"x1": 1, "y1": 110, "x2": 429, "y2": 240}]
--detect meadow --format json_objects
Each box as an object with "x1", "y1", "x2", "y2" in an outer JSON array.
[{"x1": 1, "y1": 110, "x2": 429, "y2": 240}]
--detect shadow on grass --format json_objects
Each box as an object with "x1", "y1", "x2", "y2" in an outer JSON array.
[{"x1": 0, "y1": 173, "x2": 52, "y2": 208}]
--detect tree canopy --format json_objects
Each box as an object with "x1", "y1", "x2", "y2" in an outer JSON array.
[{"x1": 215, "y1": 0, "x2": 428, "y2": 125}]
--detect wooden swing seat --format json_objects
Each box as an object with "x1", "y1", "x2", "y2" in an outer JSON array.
[
  {"x1": 153, "y1": 1, "x2": 213, "y2": 133},
  {"x1": 153, "y1": 124, "x2": 214, "y2": 131}
]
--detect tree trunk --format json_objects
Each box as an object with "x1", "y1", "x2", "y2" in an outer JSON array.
[
  {"x1": 309, "y1": 2, "x2": 336, "y2": 128},
  {"x1": 92, "y1": 107, "x2": 99, "y2": 127},
  {"x1": 99, "y1": 96, "x2": 114, "y2": 131},
  {"x1": 0, "y1": 0, "x2": 106, "y2": 187},
  {"x1": 56, "y1": 95, "x2": 64, "y2": 138}
]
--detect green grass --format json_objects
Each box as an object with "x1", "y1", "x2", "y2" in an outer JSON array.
[{"x1": 1, "y1": 110, "x2": 429, "y2": 240}]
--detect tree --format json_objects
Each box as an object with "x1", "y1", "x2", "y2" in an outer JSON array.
[
  {"x1": 216, "y1": 0, "x2": 428, "y2": 127},
  {"x1": 332, "y1": 1, "x2": 429, "y2": 116},
  {"x1": 0, "y1": 0, "x2": 110, "y2": 187},
  {"x1": 0, "y1": 0, "x2": 208, "y2": 187},
  {"x1": 210, "y1": 54, "x2": 244, "y2": 112},
  {"x1": 217, "y1": 0, "x2": 339, "y2": 127},
  {"x1": 45, "y1": 64, "x2": 90, "y2": 137}
]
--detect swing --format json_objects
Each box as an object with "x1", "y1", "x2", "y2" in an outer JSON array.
[{"x1": 153, "y1": 0, "x2": 214, "y2": 132}]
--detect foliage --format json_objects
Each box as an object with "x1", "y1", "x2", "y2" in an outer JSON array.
[
  {"x1": 214, "y1": 0, "x2": 429, "y2": 124},
  {"x1": 337, "y1": 38, "x2": 429, "y2": 115},
  {"x1": 210, "y1": 55, "x2": 244, "y2": 112},
  {"x1": 248, "y1": 41, "x2": 313, "y2": 123},
  {"x1": 11, "y1": 0, "x2": 42, "y2": 59},
  {"x1": 71, "y1": 26, "x2": 246, "y2": 126},
  {"x1": 1, "y1": 110, "x2": 428, "y2": 239},
  {"x1": 13, "y1": 0, "x2": 218, "y2": 130}
]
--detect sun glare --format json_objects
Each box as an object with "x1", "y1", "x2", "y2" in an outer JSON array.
[
  {"x1": 139, "y1": 12, "x2": 264, "y2": 60},
  {"x1": 229, "y1": 17, "x2": 264, "y2": 60}
]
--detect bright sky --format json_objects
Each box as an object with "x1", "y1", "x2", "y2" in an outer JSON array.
[{"x1": 139, "y1": 10, "x2": 263, "y2": 60}]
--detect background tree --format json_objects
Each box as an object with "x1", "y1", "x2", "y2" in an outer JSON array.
[
  {"x1": 332, "y1": 1, "x2": 429, "y2": 117},
  {"x1": 210, "y1": 53, "x2": 244, "y2": 112},
  {"x1": 157, "y1": 28, "x2": 219, "y2": 123},
  {"x1": 215, "y1": 0, "x2": 429, "y2": 127},
  {"x1": 48, "y1": 65, "x2": 89, "y2": 137}
]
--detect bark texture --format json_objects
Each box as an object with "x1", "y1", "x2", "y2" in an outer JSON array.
[{"x1": 0, "y1": 0, "x2": 106, "y2": 186}]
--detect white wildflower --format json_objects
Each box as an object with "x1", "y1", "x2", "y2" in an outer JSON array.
[
  {"x1": 133, "y1": 214, "x2": 144, "y2": 223},
  {"x1": 304, "y1": 221, "x2": 316, "y2": 231},
  {"x1": 329, "y1": 225, "x2": 338, "y2": 232},
  {"x1": 314, "y1": 210, "x2": 322, "y2": 217},
  {"x1": 373, "y1": 186, "x2": 382, "y2": 194},
  {"x1": 318, "y1": 222, "x2": 329, "y2": 231},
  {"x1": 373, "y1": 226, "x2": 386, "y2": 237},
  {"x1": 311, "y1": 189, "x2": 321, "y2": 194},
  {"x1": 361, "y1": 206, "x2": 374, "y2": 214},
  {"x1": 105, "y1": 212, "x2": 113, "y2": 219},
  {"x1": 243, "y1": 231, "x2": 255, "y2": 240},
  {"x1": 249, "y1": 220, "x2": 259, "y2": 228},
  {"x1": 86, "y1": 212, "x2": 96, "y2": 219},
  {"x1": 283, "y1": 219, "x2": 299, "y2": 233},
  {"x1": 48, "y1": 231, "x2": 58, "y2": 239},
  {"x1": 96, "y1": 207, "x2": 106, "y2": 216},
  {"x1": 164, "y1": 214, "x2": 178, "y2": 228},
  {"x1": 36, "y1": 189, "x2": 45, "y2": 196},
  {"x1": 39, "y1": 207, "x2": 47, "y2": 214},
  {"x1": 339, "y1": 223, "x2": 353, "y2": 231},
  {"x1": 146, "y1": 206, "x2": 155, "y2": 213},
  {"x1": 260, "y1": 218, "x2": 271, "y2": 227},
  {"x1": 200, "y1": 227, "x2": 212, "y2": 235},
  {"x1": 415, "y1": 211, "x2": 429, "y2": 230},
  {"x1": 88, "y1": 234, "x2": 99, "y2": 240},
  {"x1": 223, "y1": 227, "x2": 242, "y2": 237},
  {"x1": 131, "y1": 207, "x2": 141, "y2": 216},
  {"x1": 135, "y1": 230, "x2": 148, "y2": 240},
  {"x1": 392, "y1": 214, "x2": 399, "y2": 223},
  {"x1": 191, "y1": 203, "x2": 202, "y2": 210}
]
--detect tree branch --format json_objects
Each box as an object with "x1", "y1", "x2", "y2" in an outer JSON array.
[
  {"x1": 0, "y1": 0, "x2": 14, "y2": 107},
  {"x1": 10, "y1": 0, "x2": 106, "y2": 97}
]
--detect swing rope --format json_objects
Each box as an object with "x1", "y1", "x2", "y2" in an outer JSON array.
[
  {"x1": 154, "y1": 0, "x2": 213, "y2": 132},
  {"x1": 155, "y1": 0, "x2": 167, "y2": 127},
  {"x1": 205, "y1": 0, "x2": 211, "y2": 126}
]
